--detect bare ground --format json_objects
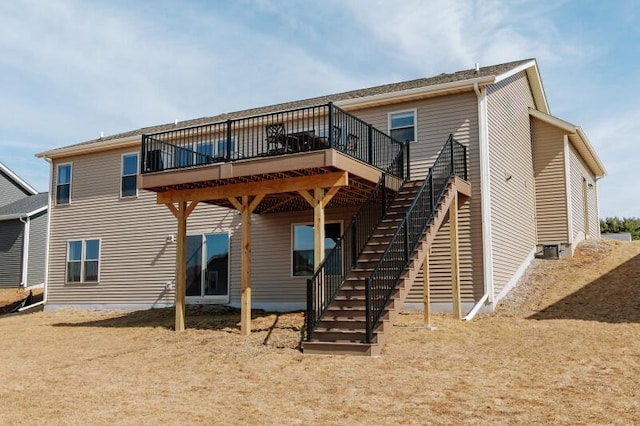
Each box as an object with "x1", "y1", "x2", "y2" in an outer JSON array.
[{"x1": 1, "y1": 240, "x2": 639, "y2": 425}]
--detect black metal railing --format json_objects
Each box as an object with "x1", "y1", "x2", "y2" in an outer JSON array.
[
  {"x1": 364, "y1": 135, "x2": 467, "y2": 342},
  {"x1": 141, "y1": 103, "x2": 407, "y2": 178},
  {"x1": 305, "y1": 147, "x2": 406, "y2": 340}
]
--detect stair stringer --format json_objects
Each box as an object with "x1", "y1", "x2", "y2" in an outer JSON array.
[
  {"x1": 367, "y1": 177, "x2": 469, "y2": 354},
  {"x1": 303, "y1": 177, "x2": 470, "y2": 356}
]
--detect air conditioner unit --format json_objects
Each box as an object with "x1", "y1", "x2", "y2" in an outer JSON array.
[{"x1": 537, "y1": 244, "x2": 562, "y2": 259}]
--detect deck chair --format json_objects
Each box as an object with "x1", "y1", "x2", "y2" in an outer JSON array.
[
  {"x1": 345, "y1": 133, "x2": 358, "y2": 155},
  {"x1": 266, "y1": 123, "x2": 288, "y2": 153}
]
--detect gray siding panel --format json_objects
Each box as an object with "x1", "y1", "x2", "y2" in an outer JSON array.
[
  {"x1": 531, "y1": 118, "x2": 569, "y2": 243},
  {"x1": 486, "y1": 72, "x2": 538, "y2": 297},
  {"x1": 0, "y1": 170, "x2": 31, "y2": 207},
  {"x1": 352, "y1": 91, "x2": 484, "y2": 305},
  {"x1": 27, "y1": 211, "x2": 47, "y2": 285},
  {"x1": 0, "y1": 220, "x2": 23, "y2": 287}
]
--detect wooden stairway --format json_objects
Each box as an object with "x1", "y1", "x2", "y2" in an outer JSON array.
[{"x1": 303, "y1": 176, "x2": 471, "y2": 356}]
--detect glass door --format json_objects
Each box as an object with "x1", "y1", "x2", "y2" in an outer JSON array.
[{"x1": 185, "y1": 233, "x2": 229, "y2": 300}]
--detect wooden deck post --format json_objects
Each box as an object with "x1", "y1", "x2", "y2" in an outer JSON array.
[
  {"x1": 240, "y1": 195, "x2": 252, "y2": 335},
  {"x1": 228, "y1": 194, "x2": 264, "y2": 336},
  {"x1": 166, "y1": 201, "x2": 198, "y2": 332},
  {"x1": 423, "y1": 250, "x2": 432, "y2": 329},
  {"x1": 313, "y1": 188, "x2": 326, "y2": 271},
  {"x1": 450, "y1": 192, "x2": 462, "y2": 320}
]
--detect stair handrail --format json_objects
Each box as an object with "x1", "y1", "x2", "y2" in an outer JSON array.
[
  {"x1": 364, "y1": 135, "x2": 467, "y2": 343},
  {"x1": 305, "y1": 143, "x2": 408, "y2": 341}
]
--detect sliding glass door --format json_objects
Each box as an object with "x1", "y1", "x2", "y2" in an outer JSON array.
[{"x1": 186, "y1": 233, "x2": 229, "y2": 301}]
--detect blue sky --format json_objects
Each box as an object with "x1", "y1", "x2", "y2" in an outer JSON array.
[{"x1": 0, "y1": 0, "x2": 638, "y2": 217}]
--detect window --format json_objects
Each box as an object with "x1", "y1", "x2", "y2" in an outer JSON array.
[
  {"x1": 66, "y1": 239, "x2": 100, "y2": 283},
  {"x1": 56, "y1": 163, "x2": 72, "y2": 204},
  {"x1": 121, "y1": 153, "x2": 138, "y2": 197},
  {"x1": 292, "y1": 222, "x2": 341, "y2": 276},
  {"x1": 389, "y1": 110, "x2": 416, "y2": 143}
]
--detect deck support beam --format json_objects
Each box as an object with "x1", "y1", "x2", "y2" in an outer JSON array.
[
  {"x1": 228, "y1": 194, "x2": 264, "y2": 335},
  {"x1": 166, "y1": 200, "x2": 199, "y2": 331},
  {"x1": 450, "y1": 191, "x2": 462, "y2": 320},
  {"x1": 423, "y1": 250, "x2": 432, "y2": 329}
]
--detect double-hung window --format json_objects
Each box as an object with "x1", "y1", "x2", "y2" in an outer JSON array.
[
  {"x1": 121, "y1": 153, "x2": 138, "y2": 197},
  {"x1": 292, "y1": 222, "x2": 341, "y2": 276},
  {"x1": 67, "y1": 239, "x2": 100, "y2": 283},
  {"x1": 56, "y1": 163, "x2": 72, "y2": 204},
  {"x1": 389, "y1": 110, "x2": 416, "y2": 143}
]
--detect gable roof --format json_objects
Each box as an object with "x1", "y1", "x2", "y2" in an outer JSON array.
[
  {"x1": 0, "y1": 161, "x2": 39, "y2": 196},
  {"x1": 0, "y1": 192, "x2": 48, "y2": 221},
  {"x1": 37, "y1": 59, "x2": 546, "y2": 159},
  {"x1": 529, "y1": 108, "x2": 606, "y2": 178}
]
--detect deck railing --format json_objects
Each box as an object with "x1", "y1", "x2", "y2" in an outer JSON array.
[
  {"x1": 141, "y1": 103, "x2": 407, "y2": 178},
  {"x1": 364, "y1": 135, "x2": 467, "y2": 342}
]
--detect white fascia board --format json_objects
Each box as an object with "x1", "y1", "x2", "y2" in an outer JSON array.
[
  {"x1": 36, "y1": 135, "x2": 141, "y2": 159},
  {"x1": 575, "y1": 127, "x2": 607, "y2": 177},
  {"x1": 530, "y1": 108, "x2": 606, "y2": 177},
  {"x1": 0, "y1": 162, "x2": 39, "y2": 195},
  {"x1": 495, "y1": 60, "x2": 550, "y2": 114},
  {"x1": 336, "y1": 76, "x2": 496, "y2": 110}
]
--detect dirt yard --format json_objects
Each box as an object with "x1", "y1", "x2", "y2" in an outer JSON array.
[{"x1": 1, "y1": 240, "x2": 639, "y2": 425}]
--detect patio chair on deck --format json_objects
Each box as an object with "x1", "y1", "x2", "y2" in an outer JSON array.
[{"x1": 266, "y1": 123, "x2": 288, "y2": 153}]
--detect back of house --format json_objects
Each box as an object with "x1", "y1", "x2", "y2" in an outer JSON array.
[{"x1": 36, "y1": 59, "x2": 605, "y2": 354}]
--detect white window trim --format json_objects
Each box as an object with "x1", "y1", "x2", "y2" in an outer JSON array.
[
  {"x1": 184, "y1": 232, "x2": 230, "y2": 302},
  {"x1": 120, "y1": 152, "x2": 139, "y2": 198},
  {"x1": 291, "y1": 220, "x2": 343, "y2": 278},
  {"x1": 388, "y1": 108, "x2": 418, "y2": 143},
  {"x1": 65, "y1": 238, "x2": 101, "y2": 284},
  {"x1": 56, "y1": 162, "x2": 73, "y2": 205}
]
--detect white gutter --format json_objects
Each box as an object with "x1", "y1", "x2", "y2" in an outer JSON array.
[
  {"x1": 463, "y1": 294, "x2": 489, "y2": 321},
  {"x1": 0, "y1": 205, "x2": 47, "y2": 222},
  {"x1": 41, "y1": 156, "x2": 53, "y2": 306},
  {"x1": 474, "y1": 82, "x2": 495, "y2": 306},
  {"x1": 18, "y1": 215, "x2": 30, "y2": 287}
]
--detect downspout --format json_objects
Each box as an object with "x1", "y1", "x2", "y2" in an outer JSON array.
[
  {"x1": 41, "y1": 155, "x2": 53, "y2": 307},
  {"x1": 463, "y1": 81, "x2": 495, "y2": 320},
  {"x1": 19, "y1": 215, "x2": 30, "y2": 287}
]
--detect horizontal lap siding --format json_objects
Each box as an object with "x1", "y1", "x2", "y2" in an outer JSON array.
[
  {"x1": 243, "y1": 207, "x2": 358, "y2": 304},
  {"x1": 48, "y1": 148, "x2": 238, "y2": 305},
  {"x1": 487, "y1": 72, "x2": 537, "y2": 297},
  {"x1": 351, "y1": 91, "x2": 483, "y2": 304},
  {"x1": 0, "y1": 220, "x2": 23, "y2": 287},
  {"x1": 531, "y1": 118, "x2": 568, "y2": 243},
  {"x1": 568, "y1": 144, "x2": 599, "y2": 242},
  {"x1": 27, "y1": 211, "x2": 47, "y2": 285},
  {"x1": 48, "y1": 147, "x2": 358, "y2": 307}
]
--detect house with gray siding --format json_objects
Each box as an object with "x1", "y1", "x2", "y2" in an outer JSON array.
[
  {"x1": 0, "y1": 162, "x2": 48, "y2": 288},
  {"x1": 36, "y1": 59, "x2": 605, "y2": 355}
]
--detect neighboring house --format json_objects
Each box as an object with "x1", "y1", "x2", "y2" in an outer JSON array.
[
  {"x1": 36, "y1": 59, "x2": 605, "y2": 355},
  {"x1": 0, "y1": 162, "x2": 48, "y2": 288}
]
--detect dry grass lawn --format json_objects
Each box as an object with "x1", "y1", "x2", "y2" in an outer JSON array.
[{"x1": 1, "y1": 240, "x2": 639, "y2": 425}]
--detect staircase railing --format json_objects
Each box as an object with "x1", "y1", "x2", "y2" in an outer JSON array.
[
  {"x1": 364, "y1": 135, "x2": 467, "y2": 343},
  {"x1": 305, "y1": 147, "x2": 407, "y2": 341}
]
